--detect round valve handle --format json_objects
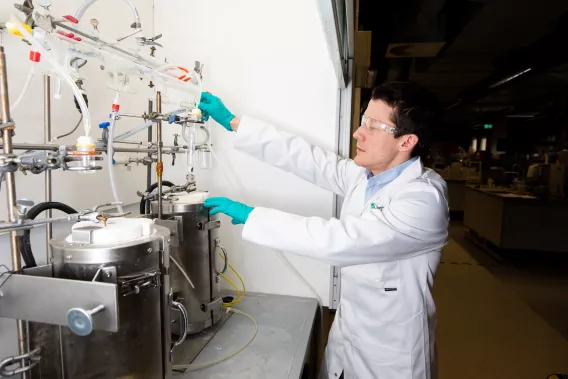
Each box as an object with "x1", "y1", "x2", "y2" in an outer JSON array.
[{"x1": 66, "y1": 305, "x2": 105, "y2": 336}]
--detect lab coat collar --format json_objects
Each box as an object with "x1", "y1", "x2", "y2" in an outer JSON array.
[
  {"x1": 363, "y1": 158, "x2": 425, "y2": 206},
  {"x1": 364, "y1": 157, "x2": 419, "y2": 202},
  {"x1": 393, "y1": 157, "x2": 425, "y2": 185}
]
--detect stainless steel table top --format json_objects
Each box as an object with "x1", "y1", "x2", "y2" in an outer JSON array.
[{"x1": 174, "y1": 292, "x2": 319, "y2": 379}]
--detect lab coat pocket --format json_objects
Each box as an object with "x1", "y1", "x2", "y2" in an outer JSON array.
[
  {"x1": 351, "y1": 335, "x2": 412, "y2": 379},
  {"x1": 364, "y1": 278, "x2": 407, "y2": 324}
]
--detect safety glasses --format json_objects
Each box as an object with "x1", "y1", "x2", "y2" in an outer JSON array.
[{"x1": 360, "y1": 115, "x2": 396, "y2": 135}]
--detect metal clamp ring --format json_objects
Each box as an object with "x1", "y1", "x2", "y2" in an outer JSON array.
[{"x1": 0, "y1": 121, "x2": 15, "y2": 130}]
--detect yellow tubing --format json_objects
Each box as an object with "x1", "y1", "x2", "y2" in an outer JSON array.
[
  {"x1": 219, "y1": 250, "x2": 246, "y2": 306},
  {"x1": 172, "y1": 307, "x2": 258, "y2": 371},
  {"x1": 220, "y1": 273, "x2": 240, "y2": 300}
]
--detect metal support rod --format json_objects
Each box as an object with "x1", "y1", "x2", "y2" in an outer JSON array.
[
  {"x1": 98, "y1": 146, "x2": 180, "y2": 154},
  {"x1": 117, "y1": 113, "x2": 146, "y2": 119},
  {"x1": 156, "y1": 92, "x2": 163, "y2": 219},
  {"x1": 4, "y1": 143, "x2": 59, "y2": 151},
  {"x1": 44, "y1": 74, "x2": 52, "y2": 257},
  {"x1": 2, "y1": 143, "x2": 183, "y2": 154},
  {"x1": 43, "y1": 73, "x2": 65, "y2": 378},
  {"x1": 0, "y1": 215, "x2": 73, "y2": 231},
  {"x1": 147, "y1": 99, "x2": 153, "y2": 190},
  {"x1": 112, "y1": 140, "x2": 145, "y2": 146},
  {"x1": 0, "y1": 45, "x2": 30, "y2": 379}
]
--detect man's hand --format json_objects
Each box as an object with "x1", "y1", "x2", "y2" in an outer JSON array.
[
  {"x1": 203, "y1": 197, "x2": 254, "y2": 225},
  {"x1": 198, "y1": 92, "x2": 236, "y2": 131}
]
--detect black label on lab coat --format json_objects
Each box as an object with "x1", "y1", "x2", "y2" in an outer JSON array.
[{"x1": 384, "y1": 287, "x2": 398, "y2": 292}]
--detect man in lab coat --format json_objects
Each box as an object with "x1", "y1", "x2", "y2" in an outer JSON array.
[{"x1": 200, "y1": 82, "x2": 449, "y2": 379}]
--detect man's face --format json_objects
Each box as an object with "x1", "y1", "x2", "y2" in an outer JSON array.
[{"x1": 353, "y1": 99, "x2": 401, "y2": 173}]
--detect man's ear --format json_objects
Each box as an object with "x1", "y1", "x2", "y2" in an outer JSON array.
[{"x1": 398, "y1": 134, "x2": 419, "y2": 153}]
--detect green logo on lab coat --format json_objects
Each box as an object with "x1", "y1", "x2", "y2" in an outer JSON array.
[{"x1": 371, "y1": 203, "x2": 384, "y2": 210}]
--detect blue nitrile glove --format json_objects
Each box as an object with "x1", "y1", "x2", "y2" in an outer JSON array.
[
  {"x1": 204, "y1": 197, "x2": 253, "y2": 225},
  {"x1": 198, "y1": 92, "x2": 235, "y2": 131}
]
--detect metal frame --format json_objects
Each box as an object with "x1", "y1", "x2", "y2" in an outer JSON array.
[
  {"x1": 0, "y1": 44, "x2": 185, "y2": 377},
  {"x1": 317, "y1": 0, "x2": 356, "y2": 309},
  {"x1": 315, "y1": 0, "x2": 350, "y2": 88},
  {"x1": 0, "y1": 44, "x2": 31, "y2": 379},
  {"x1": 44, "y1": 75, "x2": 53, "y2": 258},
  {"x1": 329, "y1": 59, "x2": 354, "y2": 309}
]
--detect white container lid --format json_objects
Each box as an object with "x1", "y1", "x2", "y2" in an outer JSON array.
[
  {"x1": 166, "y1": 191, "x2": 209, "y2": 205},
  {"x1": 66, "y1": 218, "x2": 155, "y2": 245}
]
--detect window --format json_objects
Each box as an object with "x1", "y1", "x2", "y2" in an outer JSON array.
[{"x1": 480, "y1": 137, "x2": 487, "y2": 151}]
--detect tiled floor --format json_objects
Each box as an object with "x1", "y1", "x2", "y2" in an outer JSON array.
[{"x1": 435, "y1": 225, "x2": 568, "y2": 378}]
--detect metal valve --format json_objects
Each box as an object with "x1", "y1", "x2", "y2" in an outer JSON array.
[
  {"x1": 66, "y1": 305, "x2": 105, "y2": 336},
  {"x1": 37, "y1": 0, "x2": 52, "y2": 9},
  {"x1": 136, "y1": 34, "x2": 163, "y2": 48},
  {"x1": 16, "y1": 199, "x2": 34, "y2": 223}
]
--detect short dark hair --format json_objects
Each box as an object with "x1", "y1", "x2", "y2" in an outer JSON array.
[{"x1": 371, "y1": 82, "x2": 440, "y2": 157}]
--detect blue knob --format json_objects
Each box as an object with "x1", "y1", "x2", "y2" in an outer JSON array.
[
  {"x1": 99, "y1": 122, "x2": 110, "y2": 129},
  {"x1": 66, "y1": 305, "x2": 105, "y2": 336},
  {"x1": 168, "y1": 115, "x2": 177, "y2": 124}
]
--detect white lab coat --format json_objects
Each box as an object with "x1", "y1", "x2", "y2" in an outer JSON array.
[{"x1": 234, "y1": 116, "x2": 449, "y2": 379}]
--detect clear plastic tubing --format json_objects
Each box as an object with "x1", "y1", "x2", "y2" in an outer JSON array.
[
  {"x1": 193, "y1": 69, "x2": 203, "y2": 107},
  {"x1": 10, "y1": 63, "x2": 35, "y2": 113},
  {"x1": 114, "y1": 120, "x2": 154, "y2": 141},
  {"x1": 183, "y1": 124, "x2": 197, "y2": 169},
  {"x1": 198, "y1": 125, "x2": 212, "y2": 170},
  {"x1": 74, "y1": 0, "x2": 141, "y2": 27},
  {"x1": 199, "y1": 148, "x2": 211, "y2": 170},
  {"x1": 10, "y1": 14, "x2": 92, "y2": 136},
  {"x1": 107, "y1": 92, "x2": 124, "y2": 213}
]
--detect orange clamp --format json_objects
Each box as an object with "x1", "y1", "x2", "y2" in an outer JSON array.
[{"x1": 156, "y1": 162, "x2": 164, "y2": 177}]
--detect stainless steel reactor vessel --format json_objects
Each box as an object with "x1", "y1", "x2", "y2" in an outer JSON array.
[
  {"x1": 152, "y1": 192, "x2": 224, "y2": 335},
  {"x1": 27, "y1": 218, "x2": 188, "y2": 379}
]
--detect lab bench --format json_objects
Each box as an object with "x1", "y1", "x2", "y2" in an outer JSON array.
[
  {"x1": 464, "y1": 186, "x2": 568, "y2": 252},
  {"x1": 174, "y1": 293, "x2": 319, "y2": 379},
  {"x1": 446, "y1": 179, "x2": 468, "y2": 213}
]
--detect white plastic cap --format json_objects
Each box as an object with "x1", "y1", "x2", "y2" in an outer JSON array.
[
  {"x1": 67, "y1": 218, "x2": 155, "y2": 245},
  {"x1": 76, "y1": 135, "x2": 96, "y2": 149},
  {"x1": 168, "y1": 191, "x2": 208, "y2": 204}
]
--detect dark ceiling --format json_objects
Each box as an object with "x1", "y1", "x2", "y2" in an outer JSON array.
[{"x1": 358, "y1": 0, "x2": 568, "y2": 140}]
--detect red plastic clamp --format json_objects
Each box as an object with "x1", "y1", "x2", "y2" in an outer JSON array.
[
  {"x1": 57, "y1": 31, "x2": 75, "y2": 39},
  {"x1": 29, "y1": 50, "x2": 41, "y2": 63},
  {"x1": 63, "y1": 15, "x2": 79, "y2": 24}
]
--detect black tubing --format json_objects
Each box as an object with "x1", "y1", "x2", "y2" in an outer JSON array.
[
  {"x1": 140, "y1": 181, "x2": 175, "y2": 215},
  {"x1": 20, "y1": 202, "x2": 78, "y2": 268}
]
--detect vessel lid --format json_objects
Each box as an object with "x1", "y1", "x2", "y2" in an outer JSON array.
[
  {"x1": 165, "y1": 191, "x2": 208, "y2": 205},
  {"x1": 66, "y1": 218, "x2": 155, "y2": 245}
]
